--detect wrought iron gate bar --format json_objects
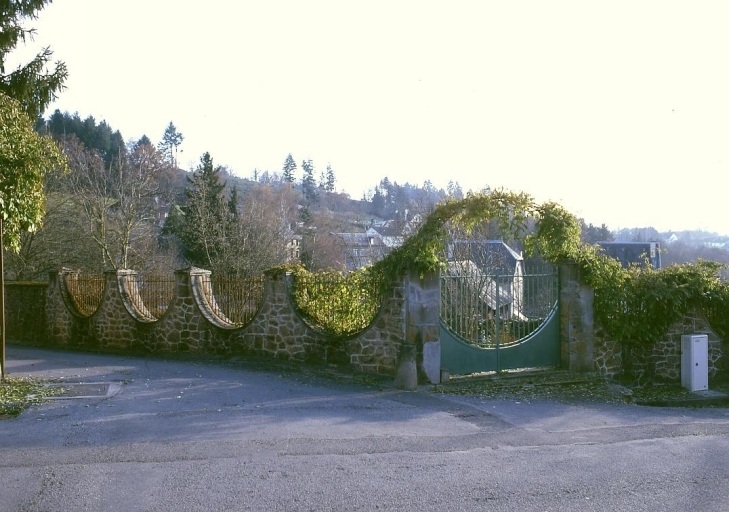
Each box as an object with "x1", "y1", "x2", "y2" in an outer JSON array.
[{"x1": 440, "y1": 263, "x2": 558, "y2": 348}]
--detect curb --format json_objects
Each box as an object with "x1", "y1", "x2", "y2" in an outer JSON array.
[
  {"x1": 635, "y1": 391, "x2": 729, "y2": 408},
  {"x1": 635, "y1": 397, "x2": 729, "y2": 407}
]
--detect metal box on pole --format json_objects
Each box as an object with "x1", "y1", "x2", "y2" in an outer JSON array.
[{"x1": 681, "y1": 334, "x2": 708, "y2": 392}]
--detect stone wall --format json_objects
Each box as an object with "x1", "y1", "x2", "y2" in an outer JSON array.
[
  {"x1": 593, "y1": 312, "x2": 726, "y2": 384},
  {"x1": 6, "y1": 268, "x2": 438, "y2": 389},
  {"x1": 558, "y1": 262, "x2": 727, "y2": 384},
  {"x1": 4, "y1": 282, "x2": 46, "y2": 343},
  {"x1": 10, "y1": 264, "x2": 727, "y2": 386}
]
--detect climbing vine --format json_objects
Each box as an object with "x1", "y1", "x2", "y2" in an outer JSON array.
[
  {"x1": 289, "y1": 266, "x2": 383, "y2": 336},
  {"x1": 372, "y1": 189, "x2": 536, "y2": 280},
  {"x1": 371, "y1": 189, "x2": 729, "y2": 350}
]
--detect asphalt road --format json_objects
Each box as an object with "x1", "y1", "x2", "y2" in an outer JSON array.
[{"x1": 2, "y1": 345, "x2": 729, "y2": 512}]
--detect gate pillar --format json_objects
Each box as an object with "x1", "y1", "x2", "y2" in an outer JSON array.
[
  {"x1": 401, "y1": 269, "x2": 441, "y2": 386},
  {"x1": 559, "y1": 262, "x2": 594, "y2": 372}
]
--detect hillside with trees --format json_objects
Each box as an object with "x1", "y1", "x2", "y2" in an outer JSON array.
[
  {"x1": 4, "y1": 110, "x2": 471, "y2": 279},
  {"x1": 8, "y1": 104, "x2": 729, "y2": 280}
]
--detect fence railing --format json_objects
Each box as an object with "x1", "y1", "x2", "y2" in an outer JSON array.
[
  {"x1": 204, "y1": 273, "x2": 265, "y2": 326},
  {"x1": 440, "y1": 264, "x2": 558, "y2": 347},
  {"x1": 128, "y1": 274, "x2": 177, "y2": 319},
  {"x1": 64, "y1": 274, "x2": 104, "y2": 317},
  {"x1": 291, "y1": 270, "x2": 383, "y2": 336}
]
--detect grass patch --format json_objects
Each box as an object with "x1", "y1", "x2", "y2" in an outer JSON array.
[{"x1": 0, "y1": 377, "x2": 62, "y2": 418}]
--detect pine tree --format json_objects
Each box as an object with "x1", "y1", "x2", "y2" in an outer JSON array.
[
  {"x1": 301, "y1": 159, "x2": 318, "y2": 204},
  {"x1": 228, "y1": 186, "x2": 239, "y2": 218},
  {"x1": 176, "y1": 152, "x2": 228, "y2": 267},
  {"x1": 158, "y1": 122, "x2": 184, "y2": 167},
  {"x1": 0, "y1": 0, "x2": 68, "y2": 120},
  {"x1": 282, "y1": 153, "x2": 297, "y2": 183},
  {"x1": 325, "y1": 164, "x2": 336, "y2": 192}
]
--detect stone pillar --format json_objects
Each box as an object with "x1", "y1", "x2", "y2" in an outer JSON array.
[
  {"x1": 559, "y1": 262, "x2": 594, "y2": 372},
  {"x1": 237, "y1": 271, "x2": 321, "y2": 358},
  {"x1": 44, "y1": 269, "x2": 78, "y2": 346},
  {"x1": 396, "y1": 269, "x2": 441, "y2": 388},
  {"x1": 152, "y1": 267, "x2": 216, "y2": 352},
  {"x1": 89, "y1": 270, "x2": 150, "y2": 351}
]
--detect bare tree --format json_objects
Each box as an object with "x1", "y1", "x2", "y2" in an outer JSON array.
[
  {"x1": 218, "y1": 184, "x2": 298, "y2": 275},
  {"x1": 63, "y1": 136, "x2": 169, "y2": 270},
  {"x1": 4, "y1": 192, "x2": 98, "y2": 279}
]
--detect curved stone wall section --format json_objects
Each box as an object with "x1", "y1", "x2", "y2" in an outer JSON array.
[
  {"x1": 189, "y1": 268, "x2": 238, "y2": 329},
  {"x1": 230, "y1": 273, "x2": 323, "y2": 360},
  {"x1": 117, "y1": 270, "x2": 157, "y2": 322},
  {"x1": 345, "y1": 279, "x2": 404, "y2": 375},
  {"x1": 88, "y1": 270, "x2": 154, "y2": 351},
  {"x1": 45, "y1": 269, "x2": 98, "y2": 347},
  {"x1": 149, "y1": 268, "x2": 220, "y2": 352},
  {"x1": 57, "y1": 268, "x2": 96, "y2": 319},
  {"x1": 148, "y1": 269, "x2": 323, "y2": 358}
]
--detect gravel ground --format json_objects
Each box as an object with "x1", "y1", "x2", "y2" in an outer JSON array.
[
  {"x1": 257, "y1": 359, "x2": 729, "y2": 408},
  {"x1": 432, "y1": 370, "x2": 729, "y2": 407}
]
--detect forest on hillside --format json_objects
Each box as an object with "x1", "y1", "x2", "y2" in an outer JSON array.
[{"x1": 4, "y1": 110, "x2": 726, "y2": 280}]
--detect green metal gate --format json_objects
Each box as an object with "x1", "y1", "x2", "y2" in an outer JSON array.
[{"x1": 440, "y1": 259, "x2": 560, "y2": 375}]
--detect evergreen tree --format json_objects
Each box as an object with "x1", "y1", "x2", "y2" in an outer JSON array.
[
  {"x1": 325, "y1": 164, "x2": 336, "y2": 192},
  {"x1": 42, "y1": 110, "x2": 125, "y2": 166},
  {"x1": 282, "y1": 153, "x2": 297, "y2": 183},
  {"x1": 158, "y1": 121, "x2": 184, "y2": 167},
  {"x1": 175, "y1": 152, "x2": 228, "y2": 267},
  {"x1": 301, "y1": 159, "x2": 318, "y2": 204},
  {"x1": 0, "y1": 0, "x2": 68, "y2": 120},
  {"x1": 370, "y1": 188, "x2": 385, "y2": 216},
  {"x1": 228, "y1": 186, "x2": 239, "y2": 218},
  {"x1": 136, "y1": 134, "x2": 152, "y2": 147}
]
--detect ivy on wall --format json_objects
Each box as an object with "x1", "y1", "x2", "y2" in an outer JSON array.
[
  {"x1": 289, "y1": 266, "x2": 383, "y2": 336},
  {"x1": 372, "y1": 190, "x2": 729, "y2": 350}
]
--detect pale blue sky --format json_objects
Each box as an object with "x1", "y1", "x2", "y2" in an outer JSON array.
[{"x1": 13, "y1": 1, "x2": 729, "y2": 234}]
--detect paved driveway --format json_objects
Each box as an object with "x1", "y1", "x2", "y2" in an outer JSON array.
[{"x1": 2, "y1": 345, "x2": 729, "y2": 511}]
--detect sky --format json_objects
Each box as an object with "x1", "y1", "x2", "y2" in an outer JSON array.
[{"x1": 10, "y1": 1, "x2": 729, "y2": 235}]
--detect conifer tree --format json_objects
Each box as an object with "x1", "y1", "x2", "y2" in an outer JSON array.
[
  {"x1": 158, "y1": 122, "x2": 184, "y2": 167},
  {"x1": 282, "y1": 153, "x2": 297, "y2": 183},
  {"x1": 325, "y1": 164, "x2": 336, "y2": 192},
  {"x1": 175, "y1": 152, "x2": 228, "y2": 267},
  {"x1": 301, "y1": 159, "x2": 318, "y2": 204},
  {"x1": 0, "y1": 0, "x2": 68, "y2": 120}
]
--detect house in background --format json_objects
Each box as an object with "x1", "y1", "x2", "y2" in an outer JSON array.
[
  {"x1": 286, "y1": 234, "x2": 302, "y2": 263},
  {"x1": 447, "y1": 240, "x2": 524, "y2": 277},
  {"x1": 333, "y1": 217, "x2": 416, "y2": 270},
  {"x1": 444, "y1": 240, "x2": 526, "y2": 320},
  {"x1": 597, "y1": 241, "x2": 662, "y2": 269}
]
